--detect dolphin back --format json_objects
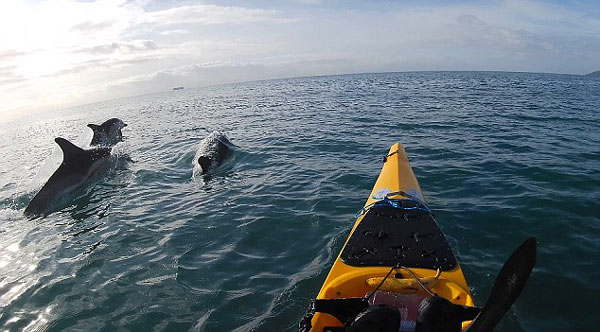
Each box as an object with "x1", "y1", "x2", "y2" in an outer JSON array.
[
  {"x1": 25, "y1": 137, "x2": 112, "y2": 216},
  {"x1": 193, "y1": 132, "x2": 233, "y2": 175}
]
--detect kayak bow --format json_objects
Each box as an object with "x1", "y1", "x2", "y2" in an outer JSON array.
[{"x1": 300, "y1": 143, "x2": 535, "y2": 332}]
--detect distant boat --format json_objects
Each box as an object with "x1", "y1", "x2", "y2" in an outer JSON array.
[{"x1": 173, "y1": 86, "x2": 184, "y2": 90}]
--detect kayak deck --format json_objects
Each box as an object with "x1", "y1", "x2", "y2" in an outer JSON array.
[
  {"x1": 340, "y1": 203, "x2": 458, "y2": 269},
  {"x1": 305, "y1": 143, "x2": 475, "y2": 331}
]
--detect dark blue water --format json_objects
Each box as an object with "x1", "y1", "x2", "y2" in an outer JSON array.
[{"x1": 0, "y1": 72, "x2": 599, "y2": 331}]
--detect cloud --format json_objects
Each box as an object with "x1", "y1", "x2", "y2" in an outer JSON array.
[
  {"x1": 0, "y1": 66, "x2": 26, "y2": 85},
  {"x1": 448, "y1": 14, "x2": 556, "y2": 51},
  {"x1": 159, "y1": 29, "x2": 191, "y2": 36},
  {"x1": 0, "y1": 50, "x2": 26, "y2": 61},
  {"x1": 76, "y1": 40, "x2": 159, "y2": 55},
  {"x1": 70, "y1": 20, "x2": 117, "y2": 32},
  {"x1": 0, "y1": 1, "x2": 295, "y2": 78},
  {"x1": 42, "y1": 56, "x2": 161, "y2": 78},
  {"x1": 144, "y1": 4, "x2": 286, "y2": 25},
  {"x1": 294, "y1": 0, "x2": 322, "y2": 5}
]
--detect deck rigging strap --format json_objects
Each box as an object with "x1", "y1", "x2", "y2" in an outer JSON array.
[
  {"x1": 367, "y1": 263, "x2": 400, "y2": 300},
  {"x1": 367, "y1": 265, "x2": 436, "y2": 300},
  {"x1": 355, "y1": 192, "x2": 431, "y2": 219},
  {"x1": 399, "y1": 266, "x2": 436, "y2": 296}
]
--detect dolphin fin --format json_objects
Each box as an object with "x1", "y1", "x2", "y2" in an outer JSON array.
[{"x1": 55, "y1": 137, "x2": 85, "y2": 163}]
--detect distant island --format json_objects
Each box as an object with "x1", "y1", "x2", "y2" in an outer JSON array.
[
  {"x1": 585, "y1": 71, "x2": 600, "y2": 77},
  {"x1": 173, "y1": 86, "x2": 184, "y2": 90}
]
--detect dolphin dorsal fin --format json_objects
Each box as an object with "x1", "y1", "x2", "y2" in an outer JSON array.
[{"x1": 55, "y1": 137, "x2": 85, "y2": 163}]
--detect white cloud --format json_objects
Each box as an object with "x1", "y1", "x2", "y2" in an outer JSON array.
[
  {"x1": 293, "y1": 0, "x2": 322, "y2": 5},
  {"x1": 76, "y1": 40, "x2": 159, "y2": 55},
  {"x1": 144, "y1": 4, "x2": 285, "y2": 25},
  {"x1": 0, "y1": 1, "x2": 290, "y2": 80},
  {"x1": 70, "y1": 20, "x2": 118, "y2": 33},
  {"x1": 0, "y1": 66, "x2": 25, "y2": 85},
  {"x1": 159, "y1": 29, "x2": 191, "y2": 36}
]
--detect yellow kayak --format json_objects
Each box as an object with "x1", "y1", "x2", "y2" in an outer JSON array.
[{"x1": 300, "y1": 143, "x2": 477, "y2": 332}]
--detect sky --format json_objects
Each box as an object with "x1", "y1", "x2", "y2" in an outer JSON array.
[{"x1": 1, "y1": 0, "x2": 599, "y2": 120}]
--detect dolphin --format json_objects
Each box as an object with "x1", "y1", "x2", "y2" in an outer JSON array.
[
  {"x1": 87, "y1": 118, "x2": 127, "y2": 147},
  {"x1": 193, "y1": 132, "x2": 233, "y2": 176},
  {"x1": 24, "y1": 137, "x2": 114, "y2": 216}
]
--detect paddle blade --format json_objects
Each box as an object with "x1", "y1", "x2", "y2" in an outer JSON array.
[{"x1": 465, "y1": 237, "x2": 537, "y2": 331}]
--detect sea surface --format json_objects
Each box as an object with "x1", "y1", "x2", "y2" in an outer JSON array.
[{"x1": 0, "y1": 72, "x2": 599, "y2": 332}]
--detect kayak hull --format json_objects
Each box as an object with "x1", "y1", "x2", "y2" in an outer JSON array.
[{"x1": 306, "y1": 143, "x2": 475, "y2": 331}]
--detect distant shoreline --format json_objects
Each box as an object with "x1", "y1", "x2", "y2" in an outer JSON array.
[{"x1": 585, "y1": 71, "x2": 600, "y2": 77}]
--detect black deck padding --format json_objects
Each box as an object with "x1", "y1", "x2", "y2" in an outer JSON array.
[{"x1": 340, "y1": 204, "x2": 457, "y2": 270}]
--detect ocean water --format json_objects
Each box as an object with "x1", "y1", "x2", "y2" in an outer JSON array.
[{"x1": 0, "y1": 72, "x2": 599, "y2": 332}]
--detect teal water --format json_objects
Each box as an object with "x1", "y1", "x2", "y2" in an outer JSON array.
[{"x1": 0, "y1": 72, "x2": 599, "y2": 331}]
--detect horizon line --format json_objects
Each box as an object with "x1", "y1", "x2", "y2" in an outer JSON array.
[{"x1": 2, "y1": 69, "x2": 597, "y2": 123}]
